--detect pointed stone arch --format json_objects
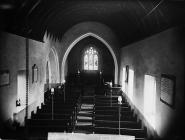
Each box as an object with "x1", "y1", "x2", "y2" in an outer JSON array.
[
  {"x1": 47, "y1": 47, "x2": 60, "y2": 83},
  {"x1": 61, "y1": 32, "x2": 118, "y2": 84}
]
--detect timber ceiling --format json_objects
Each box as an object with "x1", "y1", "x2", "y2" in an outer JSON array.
[{"x1": 0, "y1": 0, "x2": 185, "y2": 47}]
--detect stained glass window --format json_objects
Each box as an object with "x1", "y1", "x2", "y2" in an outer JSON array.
[
  {"x1": 94, "y1": 54, "x2": 98, "y2": 70},
  {"x1": 84, "y1": 47, "x2": 98, "y2": 70},
  {"x1": 84, "y1": 54, "x2": 88, "y2": 70}
]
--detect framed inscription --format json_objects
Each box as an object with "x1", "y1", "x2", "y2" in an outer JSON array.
[
  {"x1": 125, "y1": 65, "x2": 129, "y2": 83},
  {"x1": 160, "y1": 74, "x2": 176, "y2": 108},
  {"x1": 0, "y1": 70, "x2": 10, "y2": 87},
  {"x1": 32, "y1": 64, "x2": 38, "y2": 83}
]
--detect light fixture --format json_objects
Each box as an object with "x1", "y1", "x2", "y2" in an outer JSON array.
[
  {"x1": 51, "y1": 88, "x2": 54, "y2": 95},
  {"x1": 77, "y1": 69, "x2": 80, "y2": 74},
  {"x1": 110, "y1": 81, "x2": 112, "y2": 87},
  {"x1": 100, "y1": 71, "x2": 102, "y2": 75},
  {"x1": 118, "y1": 96, "x2": 122, "y2": 104}
]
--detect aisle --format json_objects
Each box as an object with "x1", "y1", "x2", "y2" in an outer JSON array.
[{"x1": 74, "y1": 103, "x2": 94, "y2": 133}]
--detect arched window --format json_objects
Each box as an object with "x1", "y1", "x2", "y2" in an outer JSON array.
[{"x1": 84, "y1": 47, "x2": 98, "y2": 70}]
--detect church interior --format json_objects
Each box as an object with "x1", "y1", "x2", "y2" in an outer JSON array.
[{"x1": 0, "y1": 0, "x2": 185, "y2": 140}]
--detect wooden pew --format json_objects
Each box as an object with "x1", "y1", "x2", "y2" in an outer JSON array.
[
  {"x1": 32, "y1": 113, "x2": 72, "y2": 120},
  {"x1": 26, "y1": 119, "x2": 71, "y2": 133},
  {"x1": 94, "y1": 120, "x2": 141, "y2": 129},
  {"x1": 95, "y1": 110, "x2": 133, "y2": 115},
  {"x1": 26, "y1": 119, "x2": 70, "y2": 126},
  {"x1": 46, "y1": 101, "x2": 77, "y2": 106},
  {"x1": 94, "y1": 127, "x2": 146, "y2": 138},
  {"x1": 95, "y1": 102, "x2": 129, "y2": 107},
  {"x1": 95, "y1": 98, "x2": 126, "y2": 103},
  {"x1": 95, "y1": 106, "x2": 131, "y2": 112},
  {"x1": 39, "y1": 107, "x2": 74, "y2": 112},
  {"x1": 37, "y1": 109, "x2": 73, "y2": 115},
  {"x1": 95, "y1": 114, "x2": 137, "y2": 122}
]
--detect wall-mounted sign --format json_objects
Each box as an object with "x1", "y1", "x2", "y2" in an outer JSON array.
[
  {"x1": 160, "y1": 74, "x2": 176, "y2": 108},
  {"x1": 32, "y1": 64, "x2": 38, "y2": 83},
  {"x1": 125, "y1": 65, "x2": 129, "y2": 83},
  {"x1": 0, "y1": 70, "x2": 10, "y2": 87}
]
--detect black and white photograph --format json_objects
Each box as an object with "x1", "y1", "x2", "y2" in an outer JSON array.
[{"x1": 0, "y1": 0, "x2": 184, "y2": 140}]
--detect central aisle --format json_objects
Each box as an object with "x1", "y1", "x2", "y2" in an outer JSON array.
[{"x1": 74, "y1": 96, "x2": 94, "y2": 133}]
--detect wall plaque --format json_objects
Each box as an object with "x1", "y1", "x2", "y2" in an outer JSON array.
[
  {"x1": 32, "y1": 64, "x2": 38, "y2": 83},
  {"x1": 160, "y1": 74, "x2": 176, "y2": 108},
  {"x1": 0, "y1": 70, "x2": 10, "y2": 87},
  {"x1": 125, "y1": 65, "x2": 129, "y2": 83}
]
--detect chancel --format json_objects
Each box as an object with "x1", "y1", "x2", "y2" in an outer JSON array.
[{"x1": 0, "y1": 0, "x2": 185, "y2": 140}]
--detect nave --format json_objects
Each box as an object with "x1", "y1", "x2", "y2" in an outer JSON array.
[
  {"x1": 0, "y1": 1, "x2": 184, "y2": 139},
  {"x1": 24, "y1": 85, "x2": 147, "y2": 140}
]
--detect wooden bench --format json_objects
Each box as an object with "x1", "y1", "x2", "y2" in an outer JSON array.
[
  {"x1": 95, "y1": 106, "x2": 131, "y2": 111},
  {"x1": 32, "y1": 113, "x2": 72, "y2": 120},
  {"x1": 37, "y1": 108, "x2": 74, "y2": 114},
  {"x1": 95, "y1": 102, "x2": 129, "y2": 107},
  {"x1": 94, "y1": 127, "x2": 146, "y2": 138},
  {"x1": 94, "y1": 120, "x2": 141, "y2": 129},
  {"x1": 95, "y1": 114, "x2": 137, "y2": 121},
  {"x1": 95, "y1": 110, "x2": 133, "y2": 115},
  {"x1": 26, "y1": 118, "x2": 73, "y2": 133}
]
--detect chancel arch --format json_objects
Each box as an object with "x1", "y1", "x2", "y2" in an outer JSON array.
[{"x1": 61, "y1": 32, "x2": 118, "y2": 84}]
